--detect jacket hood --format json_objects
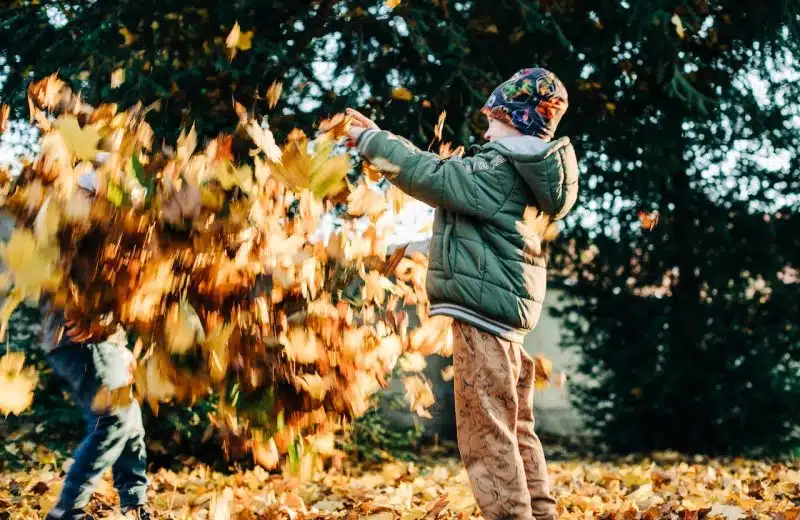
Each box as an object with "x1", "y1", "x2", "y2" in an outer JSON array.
[{"x1": 484, "y1": 135, "x2": 578, "y2": 220}]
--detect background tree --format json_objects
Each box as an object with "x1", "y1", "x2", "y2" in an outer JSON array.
[{"x1": 2, "y1": 0, "x2": 799, "y2": 454}]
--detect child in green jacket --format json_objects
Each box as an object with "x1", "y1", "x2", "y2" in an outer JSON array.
[{"x1": 348, "y1": 68, "x2": 577, "y2": 520}]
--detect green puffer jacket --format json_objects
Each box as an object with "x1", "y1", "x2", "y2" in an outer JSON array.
[{"x1": 356, "y1": 129, "x2": 578, "y2": 343}]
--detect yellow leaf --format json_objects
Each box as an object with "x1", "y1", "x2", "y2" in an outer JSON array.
[
  {"x1": 226, "y1": 22, "x2": 253, "y2": 52},
  {"x1": 266, "y1": 81, "x2": 283, "y2": 109},
  {"x1": 295, "y1": 373, "x2": 329, "y2": 401},
  {"x1": 28, "y1": 73, "x2": 66, "y2": 111},
  {"x1": 246, "y1": 119, "x2": 282, "y2": 163},
  {"x1": 200, "y1": 184, "x2": 225, "y2": 211},
  {"x1": 392, "y1": 87, "x2": 413, "y2": 101},
  {"x1": 0, "y1": 289, "x2": 22, "y2": 340},
  {"x1": 91, "y1": 385, "x2": 134, "y2": 414},
  {"x1": 177, "y1": 124, "x2": 198, "y2": 161},
  {"x1": 402, "y1": 375, "x2": 434, "y2": 418},
  {"x1": 605, "y1": 102, "x2": 617, "y2": 115},
  {"x1": 225, "y1": 22, "x2": 241, "y2": 49},
  {"x1": 281, "y1": 327, "x2": 320, "y2": 364},
  {"x1": 237, "y1": 31, "x2": 253, "y2": 51},
  {"x1": 210, "y1": 487, "x2": 233, "y2": 520},
  {"x1": 347, "y1": 182, "x2": 388, "y2": 217},
  {"x1": 106, "y1": 182, "x2": 123, "y2": 207},
  {"x1": 440, "y1": 365, "x2": 454, "y2": 382},
  {"x1": 33, "y1": 196, "x2": 61, "y2": 246},
  {"x1": 310, "y1": 152, "x2": 350, "y2": 199},
  {"x1": 165, "y1": 300, "x2": 206, "y2": 355},
  {"x1": 119, "y1": 27, "x2": 137, "y2": 46},
  {"x1": 110, "y1": 68, "x2": 125, "y2": 89},
  {"x1": 54, "y1": 115, "x2": 101, "y2": 161},
  {"x1": 212, "y1": 160, "x2": 254, "y2": 193},
  {"x1": 434, "y1": 110, "x2": 446, "y2": 141},
  {"x1": 0, "y1": 229, "x2": 62, "y2": 304},
  {"x1": 62, "y1": 190, "x2": 93, "y2": 224},
  {"x1": 534, "y1": 355, "x2": 553, "y2": 384},
  {"x1": 386, "y1": 0, "x2": 401, "y2": 8},
  {"x1": 366, "y1": 513, "x2": 395, "y2": 520},
  {"x1": 671, "y1": 14, "x2": 686, "y2": 39},
  {"x1": 204, "y1": 323, "x2": 234, "y2": 383},
  {"x1": 360, "y1": 269, "x2": 394, "y2": 305},
  {"x1": 399, "y1": 352, "x2": 427, "y2": 373},
  {"x1": 0, "y1": 352, "x2": 39, "y2": 416},
  {"x1": 252, "y1": 432, "x2": 279, "y2": 469},
  {"x1": 409, "y1": 315, "x2": 453, "y2": 356}
]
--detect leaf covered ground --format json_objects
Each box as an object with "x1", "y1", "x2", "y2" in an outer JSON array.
[{"x1": 1, "y1": 440, "x2": 798, "y2": 520}]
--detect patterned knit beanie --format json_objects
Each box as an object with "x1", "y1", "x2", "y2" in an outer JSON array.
[{"x1": 481, "y1": 68, "x2": 569, "y2": 140}]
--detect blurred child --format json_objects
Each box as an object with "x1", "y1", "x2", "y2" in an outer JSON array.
[{"x1": 41, "y1": 167, "x2": 164, "y2": 520}]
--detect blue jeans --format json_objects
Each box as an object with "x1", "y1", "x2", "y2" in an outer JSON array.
[{"x1": 48, "y1": 342, "x2": 149, "y2": 511}]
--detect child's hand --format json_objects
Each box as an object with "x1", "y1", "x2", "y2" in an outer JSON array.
[
  {"x1": 346, "y1": 108, "x2": 379, "y2": 130},
  {"x1": 345, "y1": 108, "x2": 379, "y2": 147}
]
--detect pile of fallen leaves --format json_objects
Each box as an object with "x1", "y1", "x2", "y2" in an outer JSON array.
[
  {"x1": 1, "y1": 443, "x2": 798, "y2": 519},
  {"x1": 0, "y1": 74, "x2": 462, "y2": 470}
]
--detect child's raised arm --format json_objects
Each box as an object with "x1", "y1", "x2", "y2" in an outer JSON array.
[{"x1": 353, "y1": 129, "x2": 509, "y2": 219}]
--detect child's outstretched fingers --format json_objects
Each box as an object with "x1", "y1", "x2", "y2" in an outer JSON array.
[{"x1": 346, "y1": 108, "x2": 379, "y2": 130}]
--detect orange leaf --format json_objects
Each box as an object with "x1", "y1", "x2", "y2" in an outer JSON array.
[{"x1": 392, "y1": 87, "x2": 413, "y2": 101}]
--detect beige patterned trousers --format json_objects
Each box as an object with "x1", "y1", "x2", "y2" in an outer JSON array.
[{"x1": 452, "y1": 321, "x2": 557, "y2": 520}]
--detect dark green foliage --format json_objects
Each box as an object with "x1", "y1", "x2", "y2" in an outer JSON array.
[{"x1": 2, "y1": 0, "x2": 799, "y2": 455}]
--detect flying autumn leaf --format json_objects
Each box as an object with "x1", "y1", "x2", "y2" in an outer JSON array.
[
  {"x1": 438, "y1": 142, "x2": 465, "y2": 160},
  {"x1": 119, "y1": 27, "x2": 137, "y2": 45},
  {"x1": 246, "y1": 119, "x2": 282, "y2": 163},
  {"x1": 392, "y1": 87, "x2": 414, "y2": 101},
  {"x1": 440, "y1": 365, "x2": 454, "y2": 382},
  {"x1": 318, "y1": 113, "x2": 351, "y2": 140},
  {"x1": 295, "y1": 373, "x2": 330, "y2": 401},
  {"x1": 0, "y1": 352, "x2": 39, "y2": 416},
  {"x1": 226, "y1": 22, "x2": 241, "y2": 48},
  {"x1": 110, "y1": 68, "x2": 125, "y2": 89},
  {"x1": 0, "y1": 104, "x2": 9, "y2": 134},
  {"x1": 671, "y1": 14, "x2": 686, "y2": 39},
  {"x1": 638, "y1": 210, "x2": 660, "y2": 231},
  {"x1": 226, "y1": 21, "x2": 253, "y2": 59},
  {"x1": 402, "y1": 375, "x2": 435, "y2": 418},
  {"x1": 386, "y1": 0, "x2": 401, "y2": 8},
  {"x1": 347, "y1": 182, "x2": 388, "y2": 218},
  {"x1": 434, "y1": 111, "x2": 446, "y2": 141},
  {"x1": 533, "y1": 354, "x2": 553, "y2": 390},
  {"x1": 164, "y1": 300, "x2": 206, "y2": 354},
  {"x1": 54, "y1": 115, "x2": 101, "y2": 161},
  {"x1": 266, "y1": 81, "x2": 283, "y2": 109},
  {"x1": 28, "y1": 73, "x2": 66, "y2": 111},
  {"x1": 0, "y1": 229, "x2": 62, "y2": 306}
]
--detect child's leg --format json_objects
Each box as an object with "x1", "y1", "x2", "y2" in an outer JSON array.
[
  {"x1": 452, "y1": 321, "x2": 533, "y2": 520},
  {"x1": 110, "y1": 401, "x2": 148, "y2": 511},
  {"x1": 47, "y1": 342, "x2": 147, "y2": 513},
  {"x1": 517, "y1": 351, "x2": 557, "y2": 520}
]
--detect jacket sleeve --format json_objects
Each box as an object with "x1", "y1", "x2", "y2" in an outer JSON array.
[
  {"x1": 356, "y1": 129, "x2": 507, "y2": 218},
  {"x1": 531, "y1": 141, "x2": 579, "y2": 221}
]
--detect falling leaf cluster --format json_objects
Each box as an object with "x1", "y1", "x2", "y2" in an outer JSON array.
[{"x1": 0, "y1": 74, "x2": 454, "y2": 468}]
